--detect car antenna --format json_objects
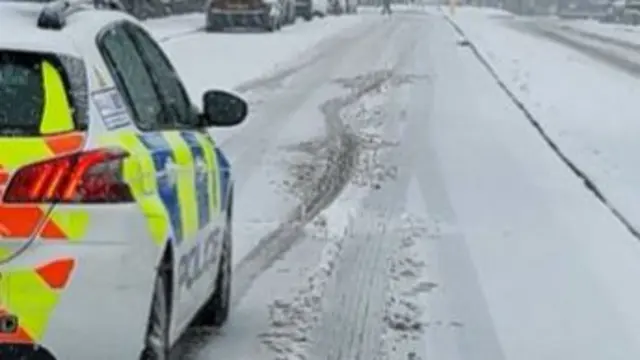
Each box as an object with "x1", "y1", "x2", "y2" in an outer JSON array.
[{"x1": 37, "y1": 0, "x2": 125, "y2": 30}]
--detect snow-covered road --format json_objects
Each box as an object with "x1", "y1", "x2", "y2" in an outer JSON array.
[{"x1": 147, "y1": 7, "x2": 640, "y2": 360}]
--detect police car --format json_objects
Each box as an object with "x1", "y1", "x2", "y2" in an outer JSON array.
[{"x1": 0, "y1": 0, "x2": 247, "y2": 359}]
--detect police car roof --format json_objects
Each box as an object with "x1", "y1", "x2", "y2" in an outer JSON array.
[{"x1": 0, "y1": 1, "x2": 138, "y2": 57}]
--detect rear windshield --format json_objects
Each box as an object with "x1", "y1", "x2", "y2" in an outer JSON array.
[{"x1": 0, "y1": 51, "x2": 87, "y2": 136}]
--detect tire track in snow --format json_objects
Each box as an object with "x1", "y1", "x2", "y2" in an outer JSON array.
[
  {"x1": 217, "y1": 19, "x2": 390, "y2": 202},
  {"x1": 229, "y1": 20, "x2": 401, "y2": 307},
  {"x1": 177, "y1": 32, "x2": 409, "y2": 360},
  {"x1": 305, "y1": 118, "x2": 411, "y2": 360},
  {"x1": 171, "y1": 17, "x2": 394, "y2": 358},
  {"x1": 442, "y1": 11, "x2": 640, "y2": 242},
  {"x1": 302, "y1": 46, "x2": 431, "y2": 360}
]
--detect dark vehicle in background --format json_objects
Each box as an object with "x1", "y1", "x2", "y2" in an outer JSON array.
[
  {"x1": 345, "y1": 0, "x2": 357, "y2": 13},
  {"x1": 556, "y1": 0, "x2": 609, "y2": 18},
  {"x1": 296, "y1": 0, "x2": 327, "y2": 20},
  {"x1": 206, "y1": 0, "x2": 284, "y2": 31},
  {"x1": 623, "y1": 0, "x2": 640, "y2": 24},
  {"x1": 281, "y1": 0, "x2": 297, "y2": 24},
  {"x1": 602, "y1": 0, "x2": 625, "y2": 21},
  {"x1": 296, "y1": 0, "x2": 313, "y2": 20},
  {"x1": 328, "y1": 0, "x2": 342, "y2": 14},
  {"x1": 327, "y1": 0, "x2": 356, "y2": 14}
]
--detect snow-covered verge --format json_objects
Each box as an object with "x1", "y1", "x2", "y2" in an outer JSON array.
[
  {"x1": 439, "y1": 6, "x2": 640, "y2": 246},
  {"x1": 421, "y1": 15, "x2": 640, "y2": 359}
]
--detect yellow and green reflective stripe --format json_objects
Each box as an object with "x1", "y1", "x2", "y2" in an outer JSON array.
[
  {"x1": 193, "y1": 133, "x2": 219, "y2": 216},
  {"x1": 99, "y1": 131, "x2": 171, "y2": 247},
  {"x1": 163, "y1": 131, "x2": 198, "y2": 242},
  {"x1": 40, "y1": 61, "x2": 74, "y2": 135}
]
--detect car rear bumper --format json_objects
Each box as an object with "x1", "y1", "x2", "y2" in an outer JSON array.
[
  {"x1": 0, "y1": 205, "x2": 160, "y2": 360},
  {"x1": 208, "y1": 8, "x2": 271, "y2": 26},
  {"x1": 0, "y1": 241, "x2": 155, "y2": 359},
  {"x1": 0, "y1": 344, "x2": 56, "y2": 360},
  {"x1": 557, "y1": 9, "x2": 607, "y2": 18},
  {"x1": 295, "y1": 1, "x2": 311, "y2": 11}
]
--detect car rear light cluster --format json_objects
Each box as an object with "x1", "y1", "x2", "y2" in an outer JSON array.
[{"x1": 3, "y1": 148, "x2": 134, "y2": 204}]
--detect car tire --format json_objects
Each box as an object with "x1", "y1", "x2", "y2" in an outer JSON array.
[
  {"x1": 206, "y1": 25, "x2": 223, "y2": 32},
  {"x1": 264, "y1": 16, "x2": 277, "y2": 31},
  {"x1": 192, "y1": 190, "x2": 233, "y2": 328},
  {"x1": 140, "y1": 271, "x2": 171, "y2": 360},
  {"x1": 206, "y1": 16, "x2": 224, "y2": 32},
  {"x1": 287, "y1": 5, "x2": 296, "y2": 23},
  {"x1": 303, "y1": 12, "x2": 312, "y2": 20}
]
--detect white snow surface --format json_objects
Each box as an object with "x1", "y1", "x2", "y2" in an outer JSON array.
[
  {"x1": 442, "y1": 7, "x2": 640, "y2": 232},
  {"x1": 433, "y1": 7, "x2": 640, "y2": 359},
  {"x1": 152, "y1": 14, "x2": 366, "y2": 95}
]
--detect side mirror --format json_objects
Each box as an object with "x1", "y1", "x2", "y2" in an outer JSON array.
[{"x1": 201, "y1": 90, "x2": 248, "y2": 127}]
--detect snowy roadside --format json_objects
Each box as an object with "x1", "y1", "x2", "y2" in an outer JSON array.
[
  {"x1": 439, "y1": 6, "x2": 640, "y2": 241},
  {"x1": 419, "y1": 16, "x2": 640, "y2": 359}
]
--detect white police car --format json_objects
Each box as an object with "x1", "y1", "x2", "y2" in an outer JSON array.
[{"x1": 0, "y1": 1, "x2": 246, "y2": 359}]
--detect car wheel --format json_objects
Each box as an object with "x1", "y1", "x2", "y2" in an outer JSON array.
[
  {"x1": 140, "y1": 273, "x2": 171, "y2": 360},
  {"x1": 303, "y1": 12, "x2": 312, "y2": 20},
  {"x1": 264, "y1": 16, "x2": 276, "y2": 31},
  {"x1": 192, "y1": 191, "x2": 233, "y2": 327},
  {"x1": 206, "y1": 25, "x2": 223, "y2": 32}
]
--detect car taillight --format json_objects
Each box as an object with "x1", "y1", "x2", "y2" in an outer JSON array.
[{"x1": 3, "y1": 148, "x2": 133, "y2": 204}]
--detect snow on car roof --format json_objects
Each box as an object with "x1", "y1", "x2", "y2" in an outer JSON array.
[
  {"x1": 0, "y1": 2, "x2": 80, "y2": 55},
  {"x1": 0, "y1": 1, "x2": 137, "y2": 57}
]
